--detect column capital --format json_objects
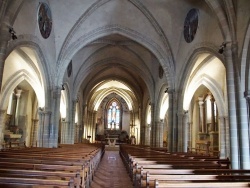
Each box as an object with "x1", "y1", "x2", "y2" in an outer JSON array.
[
  {"x1": 198, "y1": 99, "x2": 204, "y2": 106},
  {"x1": 15, "y1": 89, "x2": 22, "y2": 98},
  {"x1": 198, "y1": 96, "x2": 204, "y2": 101},
  {"x1": 207, "y1": 92, "x2": 215, "y2": 101}
]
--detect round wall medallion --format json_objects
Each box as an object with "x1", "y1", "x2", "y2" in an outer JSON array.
[
  {"x1": 38, "y1": 3, "x2": 52, "y2": 39},
  {"x1": 183, "y1": 9, "x2": 199, "y2": 43}
]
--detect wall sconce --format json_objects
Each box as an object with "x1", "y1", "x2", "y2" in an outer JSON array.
[
  {"x1": 218, "y1": 42, "x2": 232, "y2": 54},
  {"x1": 218, "y1": 42, "x2": 226, "y2": 54},
  {"x1": 164, "y1": 88, "x2": 169, "y2": 93},
  {"x1": 9, "y1": 27, "x2": 17, "y2": 40}
]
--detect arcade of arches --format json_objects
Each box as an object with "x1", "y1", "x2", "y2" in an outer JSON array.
[{"x1": 0, "y1": 0, "x2": 250, "y2": 170}]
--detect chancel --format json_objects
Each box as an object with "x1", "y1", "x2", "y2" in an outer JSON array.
[{"x1": 0, "y1": 0, "x2": 250, "y2": 187}]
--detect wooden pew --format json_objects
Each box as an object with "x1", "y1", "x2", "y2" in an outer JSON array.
[
  {"x1": 0, "y1": 168, "x2": 80, "y2": 187},
  {"x1": 123, "y1": 148, "x2": 248, "y2": 188},
  {"x1": 120, "y1": 145, "x2": 229, "y2": 179},
  {"x1": 142, "y1": 173, "x2": 250, "y2": 188},
  {"x1": 0, "y1": 161, "x2": 85, "y2": 187},
  {"x1": 0, "y1": 176, "x2": 74, "y2": 188},
  {"x1": 154, "y1": 180, "x2": 250, "y2": 188},
  {"x1": 0, "y1": 143, "x2": 105, "y2": 188},
  {"x1": 120, "y1": 145, "x2": 246, "y2": 188},
  {"x1": 0, "y1": 144, "x2": 105, "y2": 178}
]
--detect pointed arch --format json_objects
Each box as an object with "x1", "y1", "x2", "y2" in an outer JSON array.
[
  {"x1": 184, "y1": 74, "x2": 226, "y2": 116},
  {"x1": 0, "y1": 70, "x2": 44, "y2": 109}
]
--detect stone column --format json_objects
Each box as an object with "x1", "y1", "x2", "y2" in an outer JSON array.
[
  {"x1": 167, "y1": 91, "x2": 175, "y2": 151},
  {"x1": 78, "y1": 123, "x2": 83, "y2": 143},
  {"x1": 138, "y1": 107, "x2": 141, "y2": 145},
  {"x1": 65, "y1": 121, "x2": 71, "y2": 144},
  {"x1": 224, "y1": 46, "x2": 239, "y2": 169},
  {"x1": 218, "y1": 116, "x2": 226, "y2": 158},
  {"x1": 49, "y1": 87, "x2": 61, "y2": 147},
  {"x1": 176, "y1": 112, "x2": 183, "y2": 152},
  {"x1": 150, "y1": 103, "x2": 155, "y2": 147},
  {"x1": 187, "y1": 122, "x2": 191, "y2": 151},
  {"x1": 209, "y1": 94, "x2": 216, "y2": 132},
  {"x1": 130, "y1": 111, "x2": 135, "y2": 136},
  {"x1": 69, "y1": 100, "x2": 77, "y2": 144},
  {"x1": 15, "y1": 89, "x2": 22, "y2": 126},
  {"x1": 77, "y1": 105, "x2": 84, "y2": 143},
  {"x1": 74, "y1": 123, "x2": 79, "y2": 144},
  {"x1": 0, "y1": 110, "x2": 6, "y2": 147},
  {"x1": 60, "y1": 119, "x2": 66, "y2": 144},
  {"x1": 92, "y1": 111, "x2": 97, "y2": 143},
  {"x1": 159, "y1": 120, "x2": 164, "y2": 147},
  {"x1": 242, "y1": 91, "x2": 250, "y2": 168},
  {"x1": 198, "y1": 97, "x2": 207, "y2": 140},
  {"x1": 87, "y1": 111, "x2": 92, "y2": 142},
  {"x1": 145, "y1": 124, "x2": 151, "y2": 146},
  {"x1": 37, "y1": 110, "x2": 51, "y2": 147},
  {"x1": 224, "y1": 116, "x2": 230, "y2": 158},
  {"x1": 182, "y1": 111, "x2": 189, "y2": 152},
  {"x1": 140, "y1": 109, "x2": 145, "y2": 145},
  {"x1": 82, "y1": 105, "x2": 87, "y2": 140},
  {"x1": 155, "y1": 120, "x2": 163, "y2": 147},
  {"x1": 198, "y1": 97, "x2": 204, "y2": 133},
  {"x1": 31, "y1": 119, "x2": 38, "y2": 147}
]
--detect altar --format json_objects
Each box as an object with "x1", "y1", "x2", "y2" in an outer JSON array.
[
  {"x1": 105, "y1": 138, "x2": 119, "y2": 151},
  {"x1": 106, "y1": 138, "x2": 118, "y2": 146}
]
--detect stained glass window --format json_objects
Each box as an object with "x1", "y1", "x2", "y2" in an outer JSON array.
[{"x1": 107, "y1": 101, "x2": 120, "y2": 129}]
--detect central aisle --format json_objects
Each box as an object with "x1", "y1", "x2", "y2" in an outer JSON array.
[{"x1": 90, "y1": 150, "x2": 133, "y2": 188}]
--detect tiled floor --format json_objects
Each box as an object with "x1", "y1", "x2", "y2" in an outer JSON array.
[{"x1": 90, "y1": 150, "x2": 133, "y2": 188}]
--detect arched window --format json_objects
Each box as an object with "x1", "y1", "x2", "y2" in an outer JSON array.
[{"x1": 107, "y1": 101, "x2": 120, "y2": 129}]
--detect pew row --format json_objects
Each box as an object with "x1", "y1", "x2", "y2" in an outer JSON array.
[
  {"x1": 154, "y1": 181, "x2": 250, "y2": 188},
  {"x1": 0, "y1": 143, "x2": 105, "y2": 188},
  {"x1": 0, "y1": 177, "x2": 74, "y2": 188},
  {"x1": 119, "y1": 145, "x2": 250, "y2": 188},
  {"x1": 142, "y1": 173, "x2": 250, "y2": 188}
]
